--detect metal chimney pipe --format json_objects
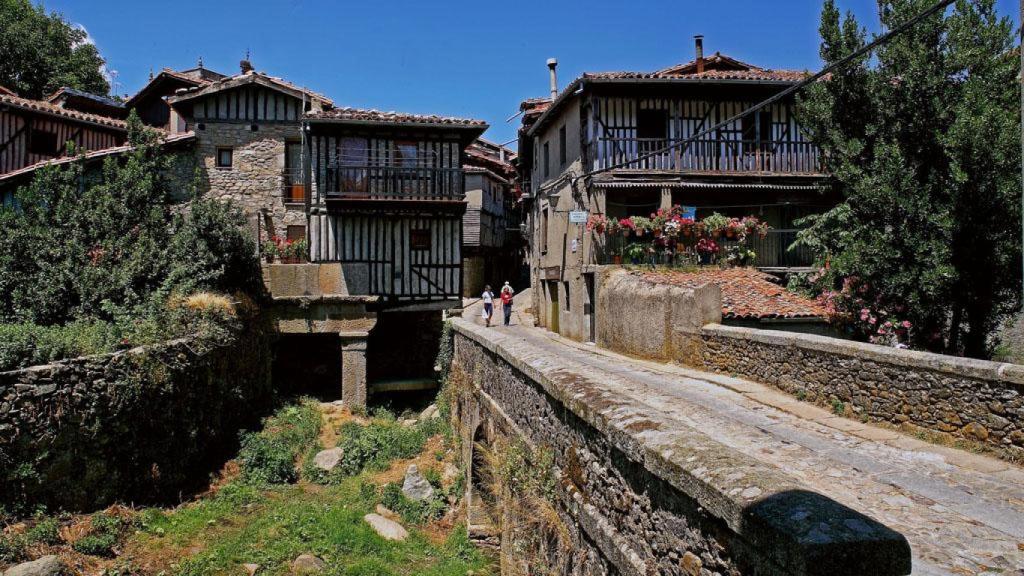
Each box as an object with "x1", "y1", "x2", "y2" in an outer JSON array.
[
  {"x1": 695, "y1": 35, "x2": 705, "y2": 74},
  {"x1": 547, "y1": 58, "x2": 558, "y2": 99}
]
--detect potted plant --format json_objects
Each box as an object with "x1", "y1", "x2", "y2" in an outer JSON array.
[
  {"x1": 701, "y1": 212, "x2": 729, "y2": 239},
  {"x1": 625, "y1": 242, "x2": 647, "y2": 265},
  {"x1": 586, "y1": 214, "x2": 608, "y2": 235},
  {"x1": 696, "y1": 237, "x2": 719, "y2": 265}
]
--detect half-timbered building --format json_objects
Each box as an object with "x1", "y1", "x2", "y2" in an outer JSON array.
[
  {"x1": 461, "y1": 139, "x2": 523, "y2": 296},
  {"x1": 166, "y1": 61, "x2": 332, "y2": 241},
  {"x1": 0, "y1": 92, "x2": 127, "y2": 177},
  {"x1": 518, "y1": 38, "x2": 836, "y2": 342}
]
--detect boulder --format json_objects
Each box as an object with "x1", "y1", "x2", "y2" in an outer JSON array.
[
  {"x1": 291, "y1": 554, "x2": 326, "y2": 574},
  {"x1": 442, "y1": 463, "x2": 460, "y2": 484},
  {"x1": 312, "y1": 447, "x2": 344, "y2": 472},
  {"x1": 3, "y1": 556, "x2": 63, "y2": 576},
  {"x1": 419, "y1": 404, "x2": 440, "y2": 421},
  {"x1": 242, "y1": 564, "x2": 260, "y2": 576},
  {"x1": 363, "y1": 513, "x2": 408, "y2": 541},
  {"x1": 402, "y1": 464, "x2": 435, "y2": 501}
]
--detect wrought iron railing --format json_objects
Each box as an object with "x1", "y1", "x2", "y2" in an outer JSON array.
[
  {"x1": 589, "y1": 137, "x2": 822, "y2": 174},
  {"x1": 321, "y1": 165, "x2": 464, "y2": 201}
]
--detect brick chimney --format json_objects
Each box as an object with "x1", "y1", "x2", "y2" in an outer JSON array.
[{"x1": 695, "y1": 35, "x2": 705, "y2": 74}]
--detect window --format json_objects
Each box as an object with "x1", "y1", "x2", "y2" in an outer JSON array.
[
  {"x1": 28, "y1": 129, "x2": 59, "y2": 157},
  {"x1": 742, "y1": 111, "x2": 773, "y2": 150},
  {"x1": 284, "y1": 141, "x2": 304, "y2": 202},
  {"x1": 394, "y1": 141, "x2": 418, "y2": 168},
  {"x1": 559, "y1": 125, "x2": 567, "y2": 166},
  {"x1": 563, "y1": 281, "x2": 571, "y2": 312},
  {"x1": 636, "y1": 109, "x2": 668, "y2": 141},
  {"x1": 410, "y1": 229, "x2": 431, "y2": 251},
  {"x1": 216, "y1": 147, "x2": 233, "y2": 168},
  {"x1": 286, "y1": 225, "x2": 306, "y2": 242},
  {"x1": 541, "y1": 207, "x2": 549, "y2": 254},
  {"x1": 543, "y1": 142, "x2": 550, "y2": 178}
]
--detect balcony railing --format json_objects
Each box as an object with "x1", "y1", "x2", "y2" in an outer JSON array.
[
  {"x1": 322, "y1": 165, "x2": 463, "y2": 201},
  {"x1": 596, "y1": 229, "x2": 815, "y2": 269},
  {"x1": 590, "y1": 137, "x2": 823, "y2": 175}
]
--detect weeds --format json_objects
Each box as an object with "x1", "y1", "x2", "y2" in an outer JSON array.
[
  {"x1": 237, "y1": 400, "x2": 321, "y2": 485},
  {"x1": 831, "y1": 399, "x2": 846, "y2": 416},
  {"x1": 334, "y1": 417, "x2": 440, "y2": 477}
]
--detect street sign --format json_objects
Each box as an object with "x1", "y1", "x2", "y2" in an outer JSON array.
[{"x1": 569, "y1": 210, "x2": 588, "y2": 224}]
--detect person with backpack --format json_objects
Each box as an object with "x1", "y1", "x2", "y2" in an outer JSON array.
[{"x1": 500, "y1": 282, "x2": 515, "y2": 326}]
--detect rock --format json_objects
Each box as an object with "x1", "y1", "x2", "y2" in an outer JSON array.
[
  {"x1": 291, "y1": 554, "x2": 326, "y2": 574},
  {"x1": 242, "y1": 564, "x2": 260, "y2": 576},
  {"x1": 3, "y1": 556, "x2": 64, "y2": 576},
  {"x1": 442, "y1": 462, "x2": 460, "y2": 484},
  {"x1": 312, "y1": 447, "x2": 344, "y2": 472},
  {"x1": 962, "y1": 422, "x2": 990, "y2": 441},
  {"x1": 402, "y1": 464, "x2": 435, "y2": 501},
  {"x1": 400, "y1": 418, "x2": 418, "y2": 428},
  {"x1": 419, "y1": 404, "x2": 440, "y2": 421},
  {"x1": 363, "y1": 513, "x2": 409, "y2": 541},
  {"x1": 680, "y1": 551, "x2": 702, "y2": 576},
  {"x1": 375, "y1": 504, "x2": 397, "y2": 519}
]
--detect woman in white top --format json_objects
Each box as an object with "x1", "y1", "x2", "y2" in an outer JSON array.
[{"x1": 481, "y1": 285, "x2": 494, "y2": 327}]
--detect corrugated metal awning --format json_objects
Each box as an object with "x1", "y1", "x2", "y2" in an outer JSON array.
[{"x1": 591, "y1": 180, "x2": 823, "y2": 192}]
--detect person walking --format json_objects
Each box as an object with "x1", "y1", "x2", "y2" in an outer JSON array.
[
  {"x1": 481, "y1": 285, "x2": 494, "y2": 327},
  {"x1": 500, "y1": 282, "x2": 515, "y2": 327}
]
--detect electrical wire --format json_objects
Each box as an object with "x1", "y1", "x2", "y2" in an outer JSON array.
[{"x1": 570, "y1": 0, "x2": 958, "y2": 184}]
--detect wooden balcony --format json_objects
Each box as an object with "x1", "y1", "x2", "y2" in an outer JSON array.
[
  {"x1": 321, "y1": 166, "x2": 464, "y2": 203},
  {"x1": 589, "y1": 137, "x2": 823, "y2": 175}
]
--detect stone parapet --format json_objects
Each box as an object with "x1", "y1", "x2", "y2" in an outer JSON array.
[
  {"x1": 696, "y1": 324, "x2": 1024, "y2": 458},
  {"x1": 451, "y1": 318, "x2": 911, "y2": 575}
]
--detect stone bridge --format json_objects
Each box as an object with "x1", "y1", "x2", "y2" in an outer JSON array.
[{"x1": 450, "y1": 298, "x2": 1024, "y2": 575}]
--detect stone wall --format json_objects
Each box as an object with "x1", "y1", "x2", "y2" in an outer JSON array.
[
  {"x1": 196, "y1": 123, "x2": 305, "y2": 239},
  {"x1": 0, "y1": 319, "x2": 273, "y2": 512},
  {"x1": 694, "y1": 325, "x2": 1024, "y2": 459},
  {"x1": 597, "y1": 268, "x2": 721, "y2": 361},
  {"x1": 451, "y1": 319, "x2": 911, "y2": 576}
]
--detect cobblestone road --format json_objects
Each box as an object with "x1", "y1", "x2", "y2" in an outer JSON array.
[{"x1": 465, "y1": 297, "x2": 1024, "y2": 575}]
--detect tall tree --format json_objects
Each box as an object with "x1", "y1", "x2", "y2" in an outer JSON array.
[
  {"x1": 0, "y1": 0, "x2": 110, "y2": 99},
  {"x1": 796, "y1": 0, "x2": 1021, "y2": 357}
]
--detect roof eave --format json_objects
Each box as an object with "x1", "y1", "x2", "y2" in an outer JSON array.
[{"x1": 304, "y1": 117, "x2": 488, "y2": 134}]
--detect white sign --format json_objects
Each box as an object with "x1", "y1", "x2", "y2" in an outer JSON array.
[{"x1": 569, "y1": 210, "x2": 588, "y2": 224}]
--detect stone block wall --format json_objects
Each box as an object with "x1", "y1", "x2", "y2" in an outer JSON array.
[
  {"x1": 451, "y1": 319, "x2": 911, "y2": 576},
  {"x1": 0, "y1": 319, "x2": 273, "y2": 512},
  {"x1": 196, "y1": 123, "x2": 305, "y2": 240},
  {"x1": 694, "y1": 325, "x2": 1024, "y2": 459},
  {"x1": 597, "y1": 268, "x2": 721, "y2": 361}
]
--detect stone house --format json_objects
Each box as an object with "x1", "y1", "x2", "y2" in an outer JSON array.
[
  {"x1": 516, "y1": 38, "x2": 836, "y2": 342},
  {"x1": 166, "y1": 61, "x2": 332, "y2": 242},
  {"x1": 461, "y1": 138, "x2": 523, "y2": 296}
]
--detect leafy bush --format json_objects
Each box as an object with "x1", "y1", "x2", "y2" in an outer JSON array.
[
  {"x1": 0, "y1": 533, "x2": 27, "y2": 562},
  {"x1": 238, "y1": 401, "x2": 321, "y2": 485},
  {"x1": 335, "y1": 419, "x2": 431, "y2": 476},
  {"x1": 379, "y1": 482, "x2": 446, "y2": 525},
  {"x1": 0, "y1": 320, "x2": 120, "y2": 371},
  {"x1": 25, "y1": 516, "x2": 61, "y2": 545},
  {"x1": 71, "y1": 511, "x2": 134, "y2": 557}
]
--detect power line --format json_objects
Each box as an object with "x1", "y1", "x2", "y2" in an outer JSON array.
[{"x1": 572, "y1": 0, "x2": 958, "y2": 184}]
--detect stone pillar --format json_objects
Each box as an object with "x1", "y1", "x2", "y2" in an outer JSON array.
[
  {"x1": 659, "y1": 187, "x2": 673, "y2": 211},
  {"x1": 339, "y1": 331, "x2": 369, "y2": 408}
]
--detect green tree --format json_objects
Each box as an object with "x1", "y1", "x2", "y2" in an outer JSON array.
[
  {"x1": 796, "y1": 0, "x2": 1020, "y2": 357},
  {"x1": 0, "y1": 112, "x2": 261, "y2": 326},
  {"x1": 0, "y1": 0, "x2": 110, "y2": 99}
]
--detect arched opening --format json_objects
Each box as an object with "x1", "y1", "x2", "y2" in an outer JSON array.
[{"x1": 467, "y1": 421, "x2": 498, "y2": 548}]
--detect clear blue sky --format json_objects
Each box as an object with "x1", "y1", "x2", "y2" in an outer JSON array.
[{"x1": 49, "y1": 0, "x2": 1020, "y2": 147}]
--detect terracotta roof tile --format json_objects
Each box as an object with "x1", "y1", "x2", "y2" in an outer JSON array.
[
  {"x1": 641, "y1": 267, "x2": 827, "y2": 320},
  {"x1": 0, "y1": 94, "x2": 127, "y2": 130},
  {"x1": 584, "y1": 52, "x2": 809, "y2": 83},
  {"x1": 307, "y1": 106, "x2": 487, "y2": 127}
]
